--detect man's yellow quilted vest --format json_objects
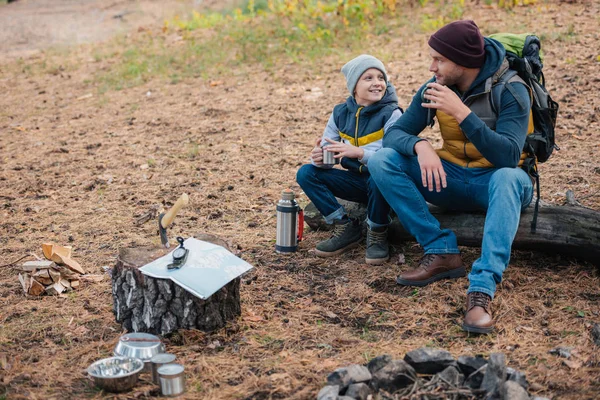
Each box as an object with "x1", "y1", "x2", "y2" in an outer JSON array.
[{"x1": 435, "y1": 60, "x2": 534, "y2": 168}]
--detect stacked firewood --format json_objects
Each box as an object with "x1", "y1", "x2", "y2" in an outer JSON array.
[{"x1": 17, "y1": 243, "x2": 86, "y2": 296}]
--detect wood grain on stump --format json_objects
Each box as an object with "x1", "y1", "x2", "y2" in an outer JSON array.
[{"x1": 112, "y1": 235, "x2": 241, "y2": 335}]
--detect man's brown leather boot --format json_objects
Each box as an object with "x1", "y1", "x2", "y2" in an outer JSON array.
[
  {"x1": 396, "y1": 253, "x2": 465, "y2": 286},
  {"x1": 462, "y1": 292, "x2": 494, "y2": 334}
]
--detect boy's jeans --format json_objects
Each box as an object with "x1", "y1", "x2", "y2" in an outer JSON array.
[
  {"x1": 369, "y1": 148, "x2": 534, "y2": 298},
  {"x1": 296, "y1": 164, "x2": 390, "y2": 229}
]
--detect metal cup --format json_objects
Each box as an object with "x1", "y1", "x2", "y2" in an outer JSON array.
[
  {"x1": 151, "y1": 353, "x2": 177, "y2": 384},
  {"x1": 158, "y1": 363, "x2": 185, "y2": 397},
  {"x1": 322, "y1": 148, "x2": 338, "y2": 166}
]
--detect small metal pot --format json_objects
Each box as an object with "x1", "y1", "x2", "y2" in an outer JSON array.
[
  {"x1": 87, "y1": 356, "x2": 144, "y2": 393},
  {"x1": 150, "y1": 353, "x2": 177, "y2": 384},
  {"x1": 158, "y1": 363, "x2": 185, "y2": 397}
]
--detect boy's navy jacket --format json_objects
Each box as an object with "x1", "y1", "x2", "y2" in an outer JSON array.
[
  {"x1": 318, "y1": 82, "x2": 402, "y2": 174},
  {"x1": 383, "y1": 37, "x2": 531, "y2": 168}
]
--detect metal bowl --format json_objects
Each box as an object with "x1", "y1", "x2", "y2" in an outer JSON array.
[{"x1": 87, "y1": 356, "x2": 144, "y2": 393}]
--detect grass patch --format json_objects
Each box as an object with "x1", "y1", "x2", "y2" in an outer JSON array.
[{"x1": 94, "y1": 0, "x2": 458, "y2": 91}]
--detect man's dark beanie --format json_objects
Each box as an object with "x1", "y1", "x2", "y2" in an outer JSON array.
[{"x1": 428, "y1": 20, "x2": 485, "y2": 68}]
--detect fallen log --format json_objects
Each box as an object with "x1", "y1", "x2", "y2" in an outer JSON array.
[
  {"x1": 303, "y1": 198, "x2": 600, "y2": 266},
  {"x1": 111, "y1": 234, "x2": 241, "y2": 335}
]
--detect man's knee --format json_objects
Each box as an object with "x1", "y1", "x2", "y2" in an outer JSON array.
[
  {"x1": 489, "y1": 168, "x2": 530, "y2": 194},
  {"x1": 369, "y1": 148, "x2": 398, "y2": 175}
]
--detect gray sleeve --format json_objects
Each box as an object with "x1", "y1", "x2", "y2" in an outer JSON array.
[{"x1": 319, "y1": 113, "x2": 341, "y2": 147}]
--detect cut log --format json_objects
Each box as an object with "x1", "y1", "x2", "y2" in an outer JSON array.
[
  {"x1": 18, "y1": 273, "x2": 30, "y2": 293},
  {"x1": 28, "y1": 278, "x2": 45, "y2": 296},
  {"x1": 111, "y1": 236, "x2": 242, "y2": 335},
  {"x1": 45, "y1": 282, "x2": 65, "y2": 295},
  {"x1": 49, "y1": 268, "x2": 61, "y2": 283},
  {"x1": 20, "y1": 260, "x2": 55, "y2": 272},
  {"x1": 304, "y1": 199, "x2": 600, "y2": 265}
]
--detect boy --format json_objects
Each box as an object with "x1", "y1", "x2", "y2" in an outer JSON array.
[{"x1": 296, "y1": 55, "x2": 402, "y2": 265}]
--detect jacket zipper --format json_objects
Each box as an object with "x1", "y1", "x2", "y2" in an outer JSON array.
[{"x1": 354, "y1": 107, "x2": 363, "y2": 146}]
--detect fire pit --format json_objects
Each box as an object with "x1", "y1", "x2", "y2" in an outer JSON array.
[{"x1": 317, "y1": 348, "x2": 543, "y2": 400}]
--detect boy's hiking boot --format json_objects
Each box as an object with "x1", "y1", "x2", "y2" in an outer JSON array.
[
  {"x1": 396, "y1": 253, "x2": 465, "y2": 286},
  {"x1": 365, "y1": 227, "x2": 389, "y2": 265},
  {"x1": 462, "y1": 292, "x2": 494, "y2": 334},
  {"x1": 315, "y1": 218, "x2": 362, "y2": 257}
]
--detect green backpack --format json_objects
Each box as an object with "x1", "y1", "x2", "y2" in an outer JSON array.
[{"x1": 489, "y1": 33, "x2": 560, "y2": 232}]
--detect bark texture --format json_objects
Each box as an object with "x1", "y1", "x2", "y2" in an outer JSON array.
[
  {"x1": 304, "y1": 199, "x2": 600, "y2": 266},
  {"x1": 112, "y1": 236, "x2": 241, "y2": 335}
]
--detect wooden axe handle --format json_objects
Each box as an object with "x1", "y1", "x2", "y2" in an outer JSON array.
[{"x1": 160, "y1": 193, "x2": 189, "y2": 229}]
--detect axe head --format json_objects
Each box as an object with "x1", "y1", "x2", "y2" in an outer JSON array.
[{"x1": 158, "y1": 213, "x2": 170, "y2": 248}]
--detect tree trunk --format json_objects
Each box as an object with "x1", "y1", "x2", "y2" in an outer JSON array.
[
  {"x1": 111, "y1": 235, "x2": 241, "y2": 335},
  {"x1": 303, "y1": 200, "x2": 600, "y2": 266}
]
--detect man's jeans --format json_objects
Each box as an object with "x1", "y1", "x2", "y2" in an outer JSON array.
[
  {"x1": 296, "y1": 164, "x2": 390, "y2": 229},
  {"x1": 369, "y1": 148, "x2": 534, "y2": 298}
]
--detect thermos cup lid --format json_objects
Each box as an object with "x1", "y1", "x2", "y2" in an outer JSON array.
[{"x1": 281, "y1": 189, "x2": 295, "y2": 201}]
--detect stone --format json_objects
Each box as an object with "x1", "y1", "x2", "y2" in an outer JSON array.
[
  {"x1": 327, "y1": 364, "x2": 371, "y2": 389},
  {"x1": 370, "y1": 359, "x2": 417, "y2": 393},
  {"x1": 367, "y1": 354, "x2": 392, "y2": 374},
  {"x1": 404, "y1": 347, "x2": 456, "y2": 374},
  {"x1": 345, "y1": 382, "x2": 372, "y2": 400},
  {"x1": 507, "y1": 367, "x2": 529, "y2": 390},
  {"x1": 548, "y1": 347, "x2": 574, "y2": 359},
  {"x1": 591, "y1": 323, "x2": 600, "y2": 346},
  {"x1": 317, "y1": 385, "x2": 339, "y2": 400},
  {"x1": 436, "y1": 365, "x2": 464, "y2": 387},
  {"x1": 501, "y1": 380, "x2": 530, "y2": 400},
  {"x1": 481, "y1": 353, "x2": 507, "y2": 397},
  {"x1": 457, "y1": 355, "x2": 488, "y2": 376},
  {"x1": 464, "y1": 364, "x2": 487, "y2": 389}
]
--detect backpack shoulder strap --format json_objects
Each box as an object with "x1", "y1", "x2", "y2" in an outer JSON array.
[{"x1": 490, "y1": 66, "x2": 530, "y2": 115}]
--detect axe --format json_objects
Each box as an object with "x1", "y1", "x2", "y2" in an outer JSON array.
[{"x1": 158, "y1": 193, "x2": 189, "y2": 248}]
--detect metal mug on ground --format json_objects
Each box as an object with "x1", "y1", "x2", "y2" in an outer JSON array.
[
  {"x1": 151, "y1": 353, "x2": 177, "y2": 384},
  {"x1": 158, "y1": 363, "x2": 185, "y2": 397},
  {"x1": 322, "y1": 148, "x2": 339, "y2": 166}
]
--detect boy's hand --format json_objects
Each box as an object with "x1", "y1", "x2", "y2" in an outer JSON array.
[
  {"x1": 414, "y1": 140, "x2": 447, "y2": 192},
  {"x1": 421, "y1": 82, "x2": 471, "y2": 123},
  {"x1": 311, "y1": 137, "x2": 324, "y2": 165},
  {"x1": 323, "y1": 138, "x2": 364, "y2": 160}
]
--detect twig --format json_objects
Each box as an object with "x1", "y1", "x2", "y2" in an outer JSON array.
[{"x1": 0, "y1": 254, "x2": 32, "y2": 268}]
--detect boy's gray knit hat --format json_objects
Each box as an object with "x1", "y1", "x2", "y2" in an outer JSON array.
[{"x1": 341, "y1": 54, "x2": 388, "y2": 95}]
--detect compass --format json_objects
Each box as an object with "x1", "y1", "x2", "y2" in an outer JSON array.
[{"x1": 167, "y1": 237, "x2": 189, "y2": 270}]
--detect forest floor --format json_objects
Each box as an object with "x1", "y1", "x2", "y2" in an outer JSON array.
[{"x1": 0, "y1": 0, "x2": 599, "y2": 399}]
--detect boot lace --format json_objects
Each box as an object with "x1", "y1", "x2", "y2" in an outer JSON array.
[
  {"x1": 367, "y1": 229, "x2": 386, "y2": 247},
  {"x1": 468, "y1": 292, "x2": 491, "y2": 311},
  {"x1": 331, "y1": 221, "x2": 349, "y2": 238},
  {"x1": 418, "y1": 254, "x2": 437, "y2": 270}
]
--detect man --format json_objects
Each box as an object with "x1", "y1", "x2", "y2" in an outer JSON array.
[{"x1": 368, "y1": 20, "x2": 533, "y2": 334}]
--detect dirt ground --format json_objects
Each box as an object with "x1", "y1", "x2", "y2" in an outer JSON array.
[{"x1": 0, "y1": 0, "x2": 599, "y2": 399}]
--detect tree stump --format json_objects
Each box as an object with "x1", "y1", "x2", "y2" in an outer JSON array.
[{"x1": 111, "y1": 234, "x2": 241, "y2": 335}]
